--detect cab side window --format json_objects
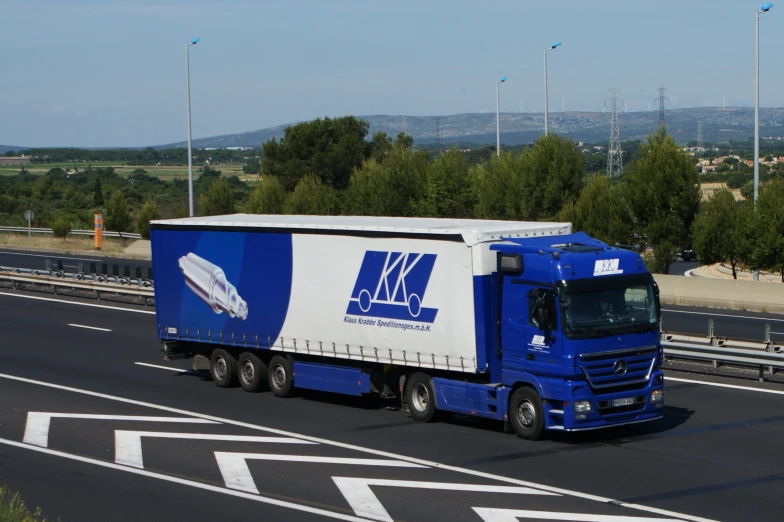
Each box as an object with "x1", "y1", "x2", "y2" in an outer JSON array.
[{"x1": 528, "y1": 292, "x2": 557, "y2": 331}]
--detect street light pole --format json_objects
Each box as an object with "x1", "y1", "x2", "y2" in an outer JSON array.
[
  {"x1": 543, "y1": 41, "x2": 561, "y2": 136},
  {"x1": 185, "y1": 37, "x2": 200, "y2": 218},
  {"x1": 496, "y1": 76, "x2": 507, "y2": 156},
  {"x1": 753, "y1": 4, "x2": 772, "y2": 281}
]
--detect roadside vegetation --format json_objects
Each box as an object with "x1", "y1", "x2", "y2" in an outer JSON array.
[
  {"x1": 0, "y1": 485, "x2": 51, "y2": 522},
  {"x1": 3, "y1": 116, "x2": 784, "y2": 275}
]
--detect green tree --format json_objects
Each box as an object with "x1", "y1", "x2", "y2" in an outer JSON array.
[
  {"x1": 394, "y1": 132, "x2": 414, "y2": 150},
  {"x1": 92, "y1": 178, "x2": 104, "y2": 207},
  {"x1": 368, "y1": 131, "x2": 393, "y2": 161},
  {"x1": 624, "y1": 128, "x2": 701, "y2": 273},
  {"x1": 416, "y1": 149, "x2": 473, "y2": 218},
  {"x1": 558, "y1": 174, "x2": 633, "y2": 246},
  {"x1": 243, "y1": 158, "x2": 261, "y2": 175},
  {"x1": 691, "y1": 190, "x2": 750, "y2": 279},
  {"x1": 471, "y1": 152, "x2": 526, "y2": 220},
  {"x1": 753, "y1": 177, "x2": 784, "y2": 281},
  {"x1": 343, "y1": 148, "x2": 429, "y2": 217},
  {"x1": 51, "y1": 216, "x2": 71, "y2": 240},
  {"x1": 519, "y1": 134, "x2": 584, "y2": 220},
  {"x1": 199, "y1": 178, "x2": 235, "y2": 216},
  {"x1": 283, "y1": 174, "x2": 336, "y2": 215},
  {"x1": 105, "y1": 191, "x2": 131, "y2": 233},
  {"x1": 261, "y1": 116, "x2": 370, "y2": 191},
  {"x1": 136, "y1": 199, "x2": 162, "y2": 240},
  {"x1": 244, "y1": 176, "x2": 286, "y2": 214}
]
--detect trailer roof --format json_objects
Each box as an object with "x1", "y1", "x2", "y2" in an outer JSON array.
[{"x1": 151, "y1": 214, "x2": 572, "y2": 246}]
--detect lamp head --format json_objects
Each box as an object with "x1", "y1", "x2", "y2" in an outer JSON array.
[
  {"x1": 191, "y1": 37, "x2": 201, "y2": 45},
  {"x1": 499, "y1": 76, "x2": 507, "y2": 83},
  {"x1": 761, "y1": 3, "x2": 773, "y2": 11},
  {"x1": 551, "y1": 41, "x2": 562, "y2": 49}
]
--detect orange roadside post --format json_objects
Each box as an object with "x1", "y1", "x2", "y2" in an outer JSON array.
[{"x1": 94, "y1": 213, "x2": 103, "y2": 250}]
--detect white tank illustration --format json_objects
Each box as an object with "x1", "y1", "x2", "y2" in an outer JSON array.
[{"x1": 178, "y1": 253, "x2": 248, "y2": 320}]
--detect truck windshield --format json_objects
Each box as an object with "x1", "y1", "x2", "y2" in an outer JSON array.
[{"x1": 559, "y1": 275, "x2": 659, "y2": 339}]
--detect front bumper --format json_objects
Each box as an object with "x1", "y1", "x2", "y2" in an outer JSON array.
[{"x1": 545, "y1": 370, "x2": 665, "y2": 431}]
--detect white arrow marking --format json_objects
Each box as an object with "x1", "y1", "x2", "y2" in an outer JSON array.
[
  {"x1": 332, "y1": 477, "x2": 558, "y2": 522},
  {"x1": 473, "y1": 508, "x2": 685, "y2": 522},
  {"x1": 23, "y1": 412, "x2": 216, "y2": 447},
  {"x1": 115, "y1": 431, "x2": 314, "y2": 468},
  {"x1": 215, "y1": 452, "x2": 427, "y2": 494}
]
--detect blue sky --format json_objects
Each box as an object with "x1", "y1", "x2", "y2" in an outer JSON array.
[{"x1": 2, "y1": 0, "x2": 782, "y2": 147}]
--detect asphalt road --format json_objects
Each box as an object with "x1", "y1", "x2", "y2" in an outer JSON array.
[{"x1": 1, "y1": 291, "x2": 783, "y2": 521}]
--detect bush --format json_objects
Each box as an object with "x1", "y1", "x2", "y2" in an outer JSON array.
[
  {"x1": 51, "y1": 217, "x2": 71, "y2": 240},
  {"x1": 0, "y1": 484, "x2": 48, "y2": 522}
]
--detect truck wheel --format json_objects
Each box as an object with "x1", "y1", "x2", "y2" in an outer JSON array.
[
  {"x1": 509, "y1": 387, "x2": 544, "y2": 440},
  {"x1": 406, "y1": 372, "x2": 437, "y2": 422},
  {"x1": 210, "y1": 348, "x2": 238, "y2": 388},
  {"x1": 268, "y1": 355, "x2": 294, "y2": 398},
  {"x1": 238, "y1": 352, "x2": 269, "y2": 393}
]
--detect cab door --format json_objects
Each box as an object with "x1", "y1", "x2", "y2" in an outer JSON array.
[{"x1": 500, "y1": 279, "x2": 563, "y2": 373}]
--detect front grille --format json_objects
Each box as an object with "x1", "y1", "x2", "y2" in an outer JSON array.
[
  {"x1": 579, "y1": 347, "x2": 657, "y2": 393},
  {"x1": 597, "y1": 395, "x2": 646, "y2": 415}
]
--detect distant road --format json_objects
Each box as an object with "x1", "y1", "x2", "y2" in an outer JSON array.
[
  {"x1": 669, "y1": 260, "x2": 701, "y2": 276},
  {"x1": 0, "y1": 249, "x2": 151, "y2": 276}
]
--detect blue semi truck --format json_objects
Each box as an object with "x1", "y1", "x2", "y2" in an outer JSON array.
[{"x1": 151, "y1": 215, "x2": 663, "y2": 440}]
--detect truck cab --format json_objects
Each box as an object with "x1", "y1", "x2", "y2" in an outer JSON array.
[{"x1": 492, "y1": 232, "x2": 664, "y2": 438}]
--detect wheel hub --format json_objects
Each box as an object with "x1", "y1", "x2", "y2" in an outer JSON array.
[
  {"x1": 214, "y1": 357, "x2": 227, "y2": 380},
  {"x1": 272, "y1": 365, "x2": 286, "y2": 389},
  {"x1": 518, "y1": 400, "x2": 536, "y2": 428},
  {"x1": 241, "y1": 360, "x2": 254, "y2": 384},
  {"x1": 411, "y1": 383, "x2": 429, "y2": 412}
]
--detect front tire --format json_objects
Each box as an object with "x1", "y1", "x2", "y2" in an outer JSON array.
[
  {"x1": 509, "y1": 387, "x2": 545, "y2": 440},
  {"x1": 406, "y1": 372, "x2": 437, "y2": 422},
  {"x1": 268, "y1": 355, "x2": 294, "y2": 398},
  {"x1": 238, "y1": 352, "x2": 269, "y2": 393},
  {"x1": 210, "y1": 348, "x2": 238, "y2": 388}
]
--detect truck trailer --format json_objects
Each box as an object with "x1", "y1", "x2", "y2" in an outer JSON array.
[{"x1": 150, "y1": 214, "x2": 664, "y2": 440}]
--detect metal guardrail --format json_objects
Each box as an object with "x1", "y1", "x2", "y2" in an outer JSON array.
[
  {"x1": 0, "y1": 267, "x2": 154, "y2": 306},
  {"x1": 0, "y1": 225, "x2": 141, "y2": 239},
  {"x1": 662, "y1": 319, "x2": 783, "y2": 382}
]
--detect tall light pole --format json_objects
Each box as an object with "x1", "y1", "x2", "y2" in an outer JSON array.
[
  {"x1": 754, "y1": 3, "x2": 773, "y2": 281},
  {"x1": 543, "y1": 41, "x2": 561, "y2": 136},
  {"x1": 496, "y1": 76, "x2": 507, "y2": 156},
  {"x1": 185, "y1": 37, "x2": 200, "y2": 217}
]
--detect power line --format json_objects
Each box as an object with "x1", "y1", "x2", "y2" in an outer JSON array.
[{"x1": 607, "y1": 88, "x2": 623, "y2": 178}]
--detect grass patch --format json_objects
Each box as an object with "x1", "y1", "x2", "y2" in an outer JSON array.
[
  {"x1": 0, "y1": 485, "x2": 51, "y2": 522},
  {"x1": 0, "y1": 233, "x2": 131, "y2": 255}
]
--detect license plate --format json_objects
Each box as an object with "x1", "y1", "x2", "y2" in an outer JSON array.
[{"x1": 612, "y1": 397, "x2": 635, "y2": 407}]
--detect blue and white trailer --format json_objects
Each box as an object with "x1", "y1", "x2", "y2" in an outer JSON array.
[{"x1": 150, "y1": 215, "x2": 664, "y2": 440}]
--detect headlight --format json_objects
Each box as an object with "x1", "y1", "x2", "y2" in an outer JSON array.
[
  {"x1": 651, "y1": 389, "x2": 664, "y2": 403},
  {"x1": 573, "y1": 400, "x2": 592, "y2": 413}
]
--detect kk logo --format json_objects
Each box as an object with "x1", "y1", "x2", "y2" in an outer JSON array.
[
  {"x1": 346, "y1": 251, "x2": 438, "y2": 323},
  {"x1": 593, "y1": 258, "x2": 624, "y2": 277}
]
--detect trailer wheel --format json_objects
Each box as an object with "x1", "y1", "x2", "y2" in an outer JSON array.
[
  {"x1": 406, "y1": 372, "x2": 437, "y2": 422},
  {"x1": 268, "y1": 355, "x2": 294, "y2": 398},
  {"x1": 509, "y1": 387, "x2": 544, "y2": 440},
  {"x1": 238, "y1": 352, "x2": 269, "y2": 393},
  {"x1": 210, "y1": 349, "x2": 238, "y2": 388}
]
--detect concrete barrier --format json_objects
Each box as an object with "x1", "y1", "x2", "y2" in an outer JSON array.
[{"x1": 654, "y1": 274, "x2": 784, "y2": 314}]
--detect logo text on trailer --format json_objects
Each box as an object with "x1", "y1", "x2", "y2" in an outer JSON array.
[
  {"x1": 593, "y1": 258, "x2": 623, "y2": 277},
  {"x1": 346, "y1": 251, "x2": 438, "y2": 323}
]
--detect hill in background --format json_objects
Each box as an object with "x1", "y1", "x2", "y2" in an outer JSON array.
[{"x1": 155, "y1": 107, "x2": 784, "y2": 149}]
